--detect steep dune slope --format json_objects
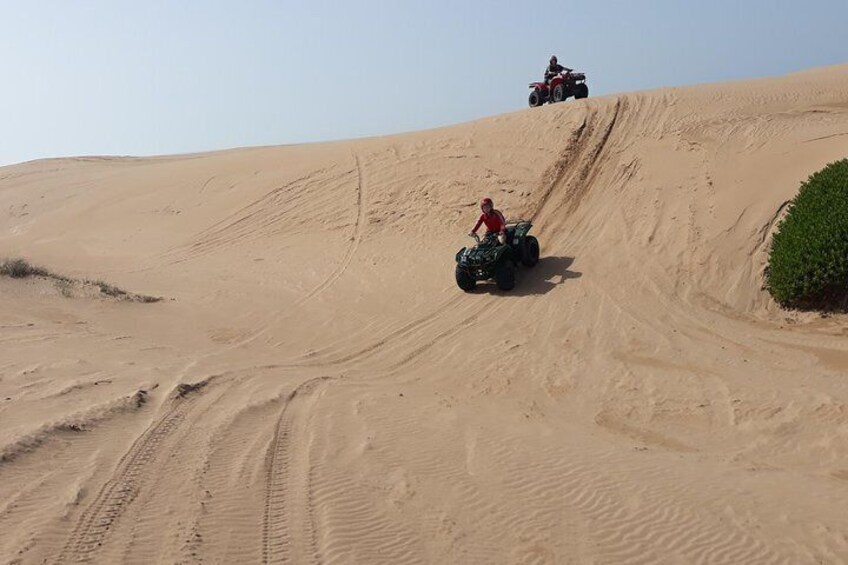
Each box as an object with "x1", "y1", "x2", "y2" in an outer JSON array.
[{"x1": 2, "y1": 65, "x2": 848, "y2": 564}]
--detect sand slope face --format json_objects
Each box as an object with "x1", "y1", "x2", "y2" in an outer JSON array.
[{"x1": 2, "y1": 65, "x2": 848, "y2": 564}]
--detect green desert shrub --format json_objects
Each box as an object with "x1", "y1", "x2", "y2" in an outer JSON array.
[
  {"x1": 0, "y1": 258, "x2": 49, "y2": 279},
  {"x1": 1, "y1": 258, "x2": 160, "y2": 302},
  {"x1": 767, "y1": 159, "x2": 848, "y2": 309}
]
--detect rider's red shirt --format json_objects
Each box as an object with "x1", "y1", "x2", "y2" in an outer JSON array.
[{"x1": 472, "y1": 210, "x2": 506, "y2": 234}]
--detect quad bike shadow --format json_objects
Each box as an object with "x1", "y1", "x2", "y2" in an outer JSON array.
[{"x1": 510, "y1": 255, "x2": 581, "y2": 296}]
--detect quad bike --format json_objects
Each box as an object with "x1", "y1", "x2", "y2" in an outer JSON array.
[
  {"x1": 455, "y1": 220, "x2": 540, "y2": 292},
  {"x1": 528, "y1": 69, "x2": 588, "y2": 107}
]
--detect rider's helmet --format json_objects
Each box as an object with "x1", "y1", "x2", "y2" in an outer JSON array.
[
  {"x1": 480, "y1": 197, "x2": 493, "y2": 212},
  {"x1": 550, "y1": 55, "x2": 558, "y2": 64}
]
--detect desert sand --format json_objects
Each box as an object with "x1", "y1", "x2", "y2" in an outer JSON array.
[{"x1": 2, "y1": 65, "x2": 848, "y2": 564}]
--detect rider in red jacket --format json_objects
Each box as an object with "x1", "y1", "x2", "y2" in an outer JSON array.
[{"x1": 471, "y1": 197, "x2": 507, "y2": 244}]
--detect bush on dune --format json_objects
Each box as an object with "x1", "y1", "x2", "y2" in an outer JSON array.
[
  {"x1": 0, "y1": 258, "x2": 51, "y2": 279},
  {"x1": 0, "y1": 257, "x2": 161, "y2": 303},
  {"x1": 767, "y1": 159, "x2": 848, "y2": 309}
]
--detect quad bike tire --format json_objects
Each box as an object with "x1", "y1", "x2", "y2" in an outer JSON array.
[
  {"x1": 495, "y1": 262, "x2": 515, "y2": 291},
  {"x1": 521, "y1": 236, "x2": 540, "y2": 267},
  {"x1": 455, "y1": 266, "x2": 476, "y2": 292},
  {"x1": 574, "y1": 83, "x2": 589, "y2": 99},
  {"x1": 552, "y1": 83, "x2": 566, "y2": 103},
  {"x1": 528, "y1": 90, "x2": 544, "y2": 108}
]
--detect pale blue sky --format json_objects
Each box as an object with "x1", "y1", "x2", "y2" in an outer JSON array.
[{"x1": 1, "y1": 1, "x2": 846, "y2": 166}]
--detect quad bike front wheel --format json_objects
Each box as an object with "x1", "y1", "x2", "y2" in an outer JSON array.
[
  {"x1": 574, "y1": 83, "x2": 589, "y2": 99},
  {"x1": 495, "y1": 262, "x2": 515, "y2": 291},
  {"x1": 455, "y1": 266, "x2": 476, "y2": 292},
  {"x1": 528, "y1": 89, "x2": 544, "y2": 108},
  {"x1": 552, "y1": 83, "x2": 566, "y2": 103},
  {"x1": 521, "y1": 236, "x2": 540, "y2": 267}
]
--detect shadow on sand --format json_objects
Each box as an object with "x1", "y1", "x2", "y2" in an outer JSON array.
[{"x1": 472, "y1": 256, "x2": 581, "y2": 296}]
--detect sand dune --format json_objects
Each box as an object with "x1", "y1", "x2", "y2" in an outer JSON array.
[{"x1": 2, "y1": 64, "x2": 848, "y2": 564}]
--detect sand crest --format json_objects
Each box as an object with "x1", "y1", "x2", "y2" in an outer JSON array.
[{"x1": 2, "y1": 65, "x2": 848, "y2": 564}]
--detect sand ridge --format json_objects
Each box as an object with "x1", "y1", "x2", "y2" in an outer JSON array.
[{"x1": 1, "y1": 64, "x2": 848, "y2": 563}]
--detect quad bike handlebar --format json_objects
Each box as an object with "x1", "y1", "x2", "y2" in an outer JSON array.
[{"x1": 468, "y1": 232, "x2": 509, "y2": 245}]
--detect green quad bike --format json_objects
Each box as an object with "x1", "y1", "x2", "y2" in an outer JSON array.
[{"x1": 455, "y1": 220, "x2": 540, "y2": 292}]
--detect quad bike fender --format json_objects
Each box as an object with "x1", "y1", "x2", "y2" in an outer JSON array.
[
  {"x1": 455, "y1": 247, "x2": 467, "y2": 263},
  {"x1": 511, "y1": 222, "x2": 533, "y2": 240},
  {"x1": 505, "y1": 221, "x2": 533, "y2": 241}
]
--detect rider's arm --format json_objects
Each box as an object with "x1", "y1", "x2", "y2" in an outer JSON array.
[
  {"x1": 471, "y1": 214, "x2": 484, "y2": 234},
  {"x1": 496, "y1": 210, "x2": 507, "y2": 233}
]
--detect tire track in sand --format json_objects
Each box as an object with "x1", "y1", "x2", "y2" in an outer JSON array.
[
  {"x1": 531, "y1": 98, "x2": 623, "y2": 224},
  {"x1": 263, "y1": 376, "x2": 333, "y2": 565},
  {"x1": 174, "y1": 154, "x2": 366, "y2": 358},
  {"x1": 54, "y1": 379, "x2": 215, "y2": 564},
  {"x1": 297, "y1": 152, "x2": 367, "y2": 305}
]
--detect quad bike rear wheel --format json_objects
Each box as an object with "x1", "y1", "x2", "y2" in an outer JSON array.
[
  {"x1": 521, "y1": 236, "x2": 540, "y2": 267},
  {"x1": 495, "y1": 262, "x2": 515, "y2": 291},
  {"x1": 528, "y1": 89, "x2": 544, "y2": 108},
  {"x1": 552, "y1": 83, "x2": 566, "y2": 103},
  {"x1": 574, "y1": 83, "x2": 589, "y2": 99},
  {"x1": 455, "y1": 266, "x2": 476, "y2": 292}
]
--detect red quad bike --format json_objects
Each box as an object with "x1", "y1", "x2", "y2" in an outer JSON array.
[{"x1": 528, "y1": 69, "x2": 589, "y2": 107}]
